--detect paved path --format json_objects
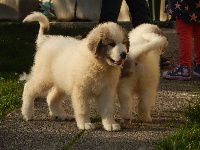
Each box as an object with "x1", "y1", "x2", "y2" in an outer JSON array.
[{"x1": 0, "y1": 25, "x2": 199, "y2": 150}]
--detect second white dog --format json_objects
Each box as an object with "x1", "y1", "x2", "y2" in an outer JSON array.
[
  {"x1": 118, "y1": 23, "x2": 168, "y2": 124},
  {"x1": 21, "y1": 12, "x2": 129, "y2": 131}
]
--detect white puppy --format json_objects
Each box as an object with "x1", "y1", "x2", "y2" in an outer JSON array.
[
  {"x1": 21, "y1": 12, "x2": 129, "y2": 131},
  {"x1": 118, "y1": 23, "x2": 168, "y2": 124}
]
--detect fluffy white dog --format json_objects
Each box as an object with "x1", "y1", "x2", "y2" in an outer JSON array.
[
  {"x1": 21, "y1": 12, "x2": 129, "y2": 131},
  {"x1": 118, "y1": 23, "x2": 168, "y2": 124}
]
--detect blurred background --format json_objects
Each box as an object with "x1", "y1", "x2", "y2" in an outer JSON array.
[{"x1": 0, "y1": 0, "x2": 172, "y2": 22}]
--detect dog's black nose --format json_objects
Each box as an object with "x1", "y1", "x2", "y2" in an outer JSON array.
[{"x1": 120, "y1": 52, "x2": 127, "y2": 59}]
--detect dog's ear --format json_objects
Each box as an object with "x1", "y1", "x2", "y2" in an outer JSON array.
[
  {"x1": 88, "y1": 36, "x2": 103, "y2": 56},
  {"x1": 95, "y1": 39, "x2": 103, "y2": 55}
]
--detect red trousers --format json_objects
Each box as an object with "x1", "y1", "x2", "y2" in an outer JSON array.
[{"x1": 176, "y1": 18, "x2": 200, "y2": 67}]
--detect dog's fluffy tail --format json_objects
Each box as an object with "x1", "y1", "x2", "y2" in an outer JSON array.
[
  {"x1": 23, "y1": 12, "x2": 49, "y2": 45},
  {"x1": 129, "y1": 33, "x2": 168, "y2": 59}
]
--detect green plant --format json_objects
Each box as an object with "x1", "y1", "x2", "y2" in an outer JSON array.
[
  {"x1": 0, "y1": 73, "x2": 24, "y2": 118},
  {"x1": 155, "y1": 124, "x2": 200, "y2": 150},
  {"x1": 186, "y1": 100, "x2": 200, "y2": 124},
  {"x1": 154, "y1": 99, "x2": 200, "y2": 150}
]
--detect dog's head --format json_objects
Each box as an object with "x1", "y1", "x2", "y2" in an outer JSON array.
[{"x1": 86, "y1": 22, "x2": 129, "y2": 67}]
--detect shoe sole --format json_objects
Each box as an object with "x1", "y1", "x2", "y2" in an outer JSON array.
[
  {"x1": 164, "y1": 75, "x2": 191, "y2": 80},
  {"x1": 160, "y1": 62, "x2": 171, "y2": 67},
  {"x1": 193, "y1": 71, "x2": 200, "y2": 78}
]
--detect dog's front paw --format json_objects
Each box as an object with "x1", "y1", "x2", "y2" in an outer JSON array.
[
  {"x1": 84, "y1": 123, "x2": 96, "y2": 130},
  {"x1": 77, "y1": 123, "x2": 96, "y2": 130},
  {"x1": 103, "y1": 123, "x2": 121, "y2": 131},
  {"x1": 21, "y1": 108, "x2": 34, "y2": 121}
]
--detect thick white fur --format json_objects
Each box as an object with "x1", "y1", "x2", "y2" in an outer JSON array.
[
  {"x1": 118, "y1": 23, "x2": 168, "y2": 124},
  {"x1": 21, "y1": 12, "x2": 129, "y2": 131}
]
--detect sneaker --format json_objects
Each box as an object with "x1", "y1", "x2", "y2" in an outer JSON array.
[
  {"x1": 193, "y1": 63, "x2": 200, "y2": 77},
  {"x1": 163, "y1": 64, "x2": 191, "y2": 80},
  {"x1": 160, "y1": 56, "x2": 171, "y2": 68}
]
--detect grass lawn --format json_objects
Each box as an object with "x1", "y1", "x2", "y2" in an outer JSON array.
[{"x1": 0, "y1": 72, "x2": 24, "y2": 118}]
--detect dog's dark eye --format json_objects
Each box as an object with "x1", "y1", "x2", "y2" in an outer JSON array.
[{"x1": 109, "y1": 42, "x2": 116, "y2": 47}]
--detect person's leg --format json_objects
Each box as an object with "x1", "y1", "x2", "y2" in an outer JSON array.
[
  {"x1": 164, "y1": 18, "x2": 192, "y2": 80},
  {"x1": 125, "y1": 0, "x2": 152, "y2": 28},
  {"x1": 126, "y1": 0, "x2": 170, "y2": 68},
  {"x1": 177, "y1": 18, "x2": 193, "y2": 67},
  {"x1": 193, "y1": 24, "x2": 200, "y2": 64},
  {"x1": 99, "y1": 0, "x2": 123, "y2": 23},
  {"x1": 80, "y1": 0, "x2": 122, "y2": 39},
  {"x1": 192, "y1": 24, "x2": 200, "y2": 77}
]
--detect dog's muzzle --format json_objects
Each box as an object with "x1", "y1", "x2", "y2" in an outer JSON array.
[{"x1": 112, "y1": 52, "x2": 127, "y2": 66}]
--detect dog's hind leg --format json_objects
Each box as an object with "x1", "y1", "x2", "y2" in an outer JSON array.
[
  {"x1": 137, "y1": 89, "x2": 156, "y2": 122},
  {"x1": 117, "y1": 81, "x2": 135, "y2": 125},
  {"x1": 21, "y1": 78, "x2": 51, "y2": 121},
  {"x1": 47, "y1": 87, "x2": 74, "y2": 121},
  {"x1": 118, "y1": 90, "x2": 134, "y2": 125}
]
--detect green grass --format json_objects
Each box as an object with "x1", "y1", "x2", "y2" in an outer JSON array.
[
  {"x1": 154, "y1": 99, "x2": 200, "y2": 150},
  {"x1": 186, "y1": 100, "x2": 200, "y2": 124},
  {"x1": 0, "y1": 73, "x2": 24, "y2": 118}
]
